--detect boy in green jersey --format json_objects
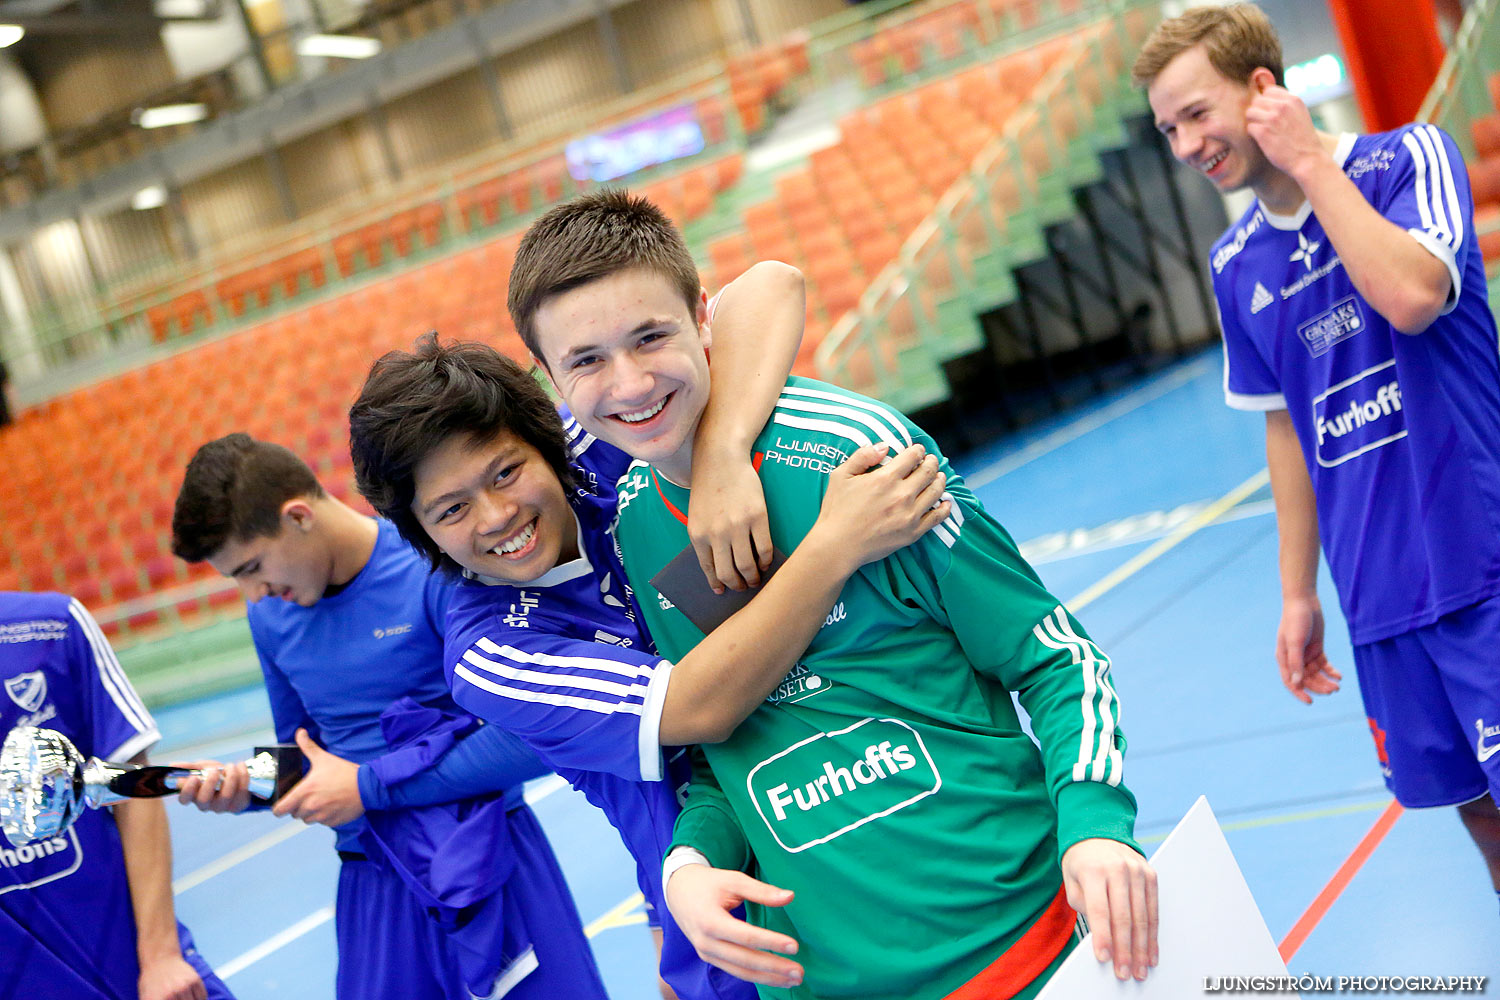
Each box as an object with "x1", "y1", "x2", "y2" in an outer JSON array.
[{"x1": 508, "y1": 190, "x2": 1159, "y2": 999}]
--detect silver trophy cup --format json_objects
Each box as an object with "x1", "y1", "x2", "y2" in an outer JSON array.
[{"x1": 0, "y1": 725, "x2": 304, "y2": 847}]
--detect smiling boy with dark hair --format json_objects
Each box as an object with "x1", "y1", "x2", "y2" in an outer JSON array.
[{"x1": 349, "y1": 265, "x2": 948, "y2": 999}]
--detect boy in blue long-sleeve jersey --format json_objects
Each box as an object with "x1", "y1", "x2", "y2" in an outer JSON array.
[{"x1": 170, "y1": 434, "x2": 606, "y2": 1000}]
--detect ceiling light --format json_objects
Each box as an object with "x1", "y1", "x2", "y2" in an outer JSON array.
[
  {"x1": 134, "y1": 103, "x2": 209, "y2": 129},
  {"x1": 296, "y1": 34, "x2": 381, "y2": 59},
  {"x1": 0, "y1": 25, "x2": 24, "y2": 48},
  {"x1": 132, "y1": 186, "x2": 167, "y2": 211},
  {"x1": 153, "y1": 0, "x2": 212, "y2": 16}
]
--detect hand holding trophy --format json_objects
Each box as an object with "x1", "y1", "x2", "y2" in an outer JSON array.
[{"x1": 0, "y1": 725, "x2": 304, "y2": 847}]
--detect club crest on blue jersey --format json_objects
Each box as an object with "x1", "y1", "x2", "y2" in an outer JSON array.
[
  {"x1": 1288, "y1": 231, "x2": 1322, "y2": 271},
  {"x1": 4, "y1": 670, "x2": 47, "y2": 713},
  {"x1": 1312, "y1": 360, "x2": 1406, "y2": 468}
]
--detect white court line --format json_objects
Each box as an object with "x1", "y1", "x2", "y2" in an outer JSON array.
[
  {"x1": 173, "y1": 822, "x2": 310, "y2": 895},
  {"x1": 1021, "y1": 498, "x2": 1274, "y2": 566},
  {"x1": 1067, "y1": 468, "x2": 1270, "y2": 611},
  {"x1": 585, "y1": 892, "x2": 648, "y2": 938},
  {"x1": 177, "y1": 773, "x2": 568, "y2": 896},
  {"x1": 966, "y1": 354, "x2": 1216, "y2": 489},
  {"x1": 217, "y1": 905, "x2": 335, "y2": 979}
]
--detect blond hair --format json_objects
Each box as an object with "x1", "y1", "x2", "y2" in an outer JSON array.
[{"x1": 1132, "y1": 3, "x2": 1283, "y2": 89}]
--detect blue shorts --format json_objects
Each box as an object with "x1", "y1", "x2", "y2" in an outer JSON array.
[
  {"x1": 336, "y1": 806, "x2": 606, "y2": 1000},
  {"x1": 180, "y1": 922, "x2": 235, "y2": 999},
  {"x1": 1352, "y1": 595, "x2": 1500, "y2": 808}
]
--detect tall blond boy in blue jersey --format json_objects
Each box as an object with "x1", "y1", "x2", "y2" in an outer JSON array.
[
  {"x1": 508, "y1": 190, "x2": 1159, "y2": 998},
  {"x1": 1137, "y1": 3, "x2": 1500, "y2": 904}
]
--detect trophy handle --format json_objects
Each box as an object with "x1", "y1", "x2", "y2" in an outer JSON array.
[
  {"x1": 248, "y1": 745, "x2": 305, "y2": 805},
  {"x1": 105, "y1": 764, "x2": 195, "y2": 799}
]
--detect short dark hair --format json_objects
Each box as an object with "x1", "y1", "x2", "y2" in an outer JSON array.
[
  {"x1": 348, "y1": 332, "x2": 573, "y2": 575},
  {"x1": 509, "y1": 188, "x2": 700, "y2": 361},
  {"x1": 172, "y1": 434, "x2": 325, "y2": 562}
]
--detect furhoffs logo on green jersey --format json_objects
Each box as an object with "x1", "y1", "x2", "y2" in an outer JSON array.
[{"x1": 747, "y1": 718, "x2": 940, "y2": 853}]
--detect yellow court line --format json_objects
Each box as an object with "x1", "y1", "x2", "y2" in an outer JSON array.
[
  {"x1": 1137, "y1": 798, "x2": 1393, "y2": 846},
  {"x1": 585, "y1": 891, "x2": 648, "y2": 938},
  {"x1": 1067, "y1": 468, "x2": 1271, "y2": 611}
]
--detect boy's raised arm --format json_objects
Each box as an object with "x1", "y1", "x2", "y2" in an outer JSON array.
[
  {"x1": 690, "y1": 260, "x2": 805, "y2": 593},
  {"x1": 659, "y1": 444, "x2": 949, "y2": 745}
]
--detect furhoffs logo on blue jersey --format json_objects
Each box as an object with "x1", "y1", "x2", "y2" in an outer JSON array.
[
  {"x1": 4, "y1": 671, "x2": 47, "y2": 713},
  {"x1": 0, "y1": 828, "x2": 82, "y2": 895},
  {"x1": 747, "y1": 718, "x2": 940, "y2": 853},
  {"x1": 1312, "y1": 360, "x2": 1406, "y2": 468}
]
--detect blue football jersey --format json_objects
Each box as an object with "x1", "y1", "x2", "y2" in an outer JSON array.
[
  {"x1": 444, "y1": 412, "x2": 752, "y2": 1000},
  {"x1": 247, "y1": 519, "x2": 455, "y2": 851},
  {"x1": 1214, "y1": 124, "x2": 1500, "y2": 644},
  {"x1": 0, "y1": 592, "x2": 160, "y2": 998}
]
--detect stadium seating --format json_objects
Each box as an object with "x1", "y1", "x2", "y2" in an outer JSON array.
[
  {"x1": 0, "y1": 0, "x2": 1152, "y2": 684},
  {"x1": 1467, "y1": 72, "x2": 1500, "y2": 277}
]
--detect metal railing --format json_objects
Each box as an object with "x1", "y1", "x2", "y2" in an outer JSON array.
[
  {"x1": 1418, "y1": 0, "x2": 1499, "y2": 160},
  {"x1": 6, "y1": 0, "x2": 1153, "y2": 685},
  {"x1": 815, "y1": 0, "x2": 1159, "y2": 408}
]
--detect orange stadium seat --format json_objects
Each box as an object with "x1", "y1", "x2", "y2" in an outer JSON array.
[
  {"x1": 333, "y1": 231, "x2": 365, "y2": 278},
  {"x1": 1474, "y1": 115, "x2": 1500, "y2": 161},
  {"x1": 1471, "y1": 158, "x2": 1500, "y2": 211},
  {"x1": 3, "y1": 13, "x2": 1124, "y2": 643},
  {"x1": 216, "y1": 267, "x2": 273, "y2": 318},
  {"x1": 506, "y1": 174, "x2": 532, "y2": 216},
  {"x1": 278, "y1": 247, "x2": 328, "y2": 296},
  {"x1": 681, "y1": 168, "x2": 714, "y2": 220},
  {"x1": 697, "y1": 96, "x2": 729, "y2": 145},
  {"x1": 707, "y1": 233, "x2": 754, "y2": 285},
  {"x1": 457, "y1": 177, "x2": 507, "y2": 231}
]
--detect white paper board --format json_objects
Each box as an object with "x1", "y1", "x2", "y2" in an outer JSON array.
[{"x1": 1035, "y1": 796, "x2": 1294, "y2": 999}]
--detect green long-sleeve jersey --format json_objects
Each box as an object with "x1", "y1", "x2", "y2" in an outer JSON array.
[{"x1": 612, "y1": 377, "x2": 1139, "y2": 1000}]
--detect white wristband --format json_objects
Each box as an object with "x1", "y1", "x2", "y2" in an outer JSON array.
[{"x1": 661, "y1": 847, "x2": 712, "y2": 891}]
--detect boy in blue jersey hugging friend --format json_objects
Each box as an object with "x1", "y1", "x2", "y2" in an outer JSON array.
[
  {"x1": 346, "y1": 267, "x2": 947, "y2": 1000},
  {"x1": 1137, "y1": 4, "x2": 1500, "y2": 907},
  {"x1": 352, "y1": 190, "x2": 1159, "y2": 999},
  {"x1": 169, "y1": 433, "x2": 607, "y2": 1000}
]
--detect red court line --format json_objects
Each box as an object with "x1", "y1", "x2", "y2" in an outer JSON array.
[{"x1": 1278, "y1": 799, "x2": 1404, "y2": 963}]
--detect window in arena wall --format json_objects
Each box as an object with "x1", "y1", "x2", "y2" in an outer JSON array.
[
  {"x1": 615, "y1": 0, "x2": 726, "y2": 88},
  {"x1": 282, "y1": 122, "x2": 375, "y2": 214},
  {"x1": 86, "y1": 210, "x2": 175, "y2": 287},
  {"x1": 385, "y1": 69, "x2": 499, "y2": 173},
  {"x1": 496, "y1": 24, "x2": 618, "y2": 139},
  {"x1": 180, "y1": 159, "x2": 285, "y2": 251}
]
